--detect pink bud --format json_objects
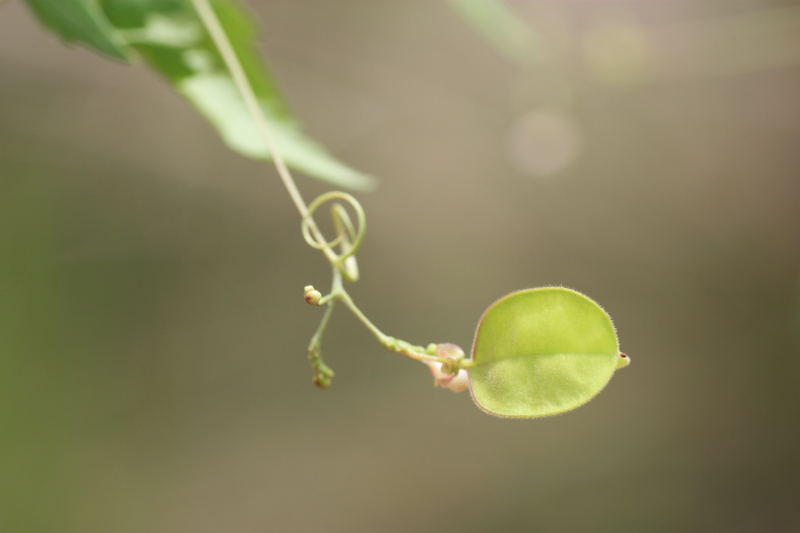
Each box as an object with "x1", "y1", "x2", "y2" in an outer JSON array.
[
  {"x1": 425, "y1": 361, "x2": 468, "y2": 393},
  {"x1": 446, "y1": 369, "x2": 469, "y2": 392}
]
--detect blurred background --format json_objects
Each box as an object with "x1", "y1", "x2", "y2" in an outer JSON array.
[{"x1": 1, "y1": 0, "x2": 799, "y2": 531}]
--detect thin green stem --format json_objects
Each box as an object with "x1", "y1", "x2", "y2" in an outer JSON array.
[
  {"x1": 190, "y1": 0, "x2": 337, "y2": 264},
  {"x1": 335, "y1": 285, "x2": 442, "y2": 364},
  {"x1": 308, "y1": 300, "x2": 336, "y2": 388},
  {"x1": 336, "y1": 290, "x2": 389, "y2": 345},
  {"x1": 310, "y1": 300, "x2": 337, "y2": 349}
]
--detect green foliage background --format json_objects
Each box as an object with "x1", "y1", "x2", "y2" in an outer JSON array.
[{"x1": 2, "y1": 1, "x2": 799, "y2": 531}]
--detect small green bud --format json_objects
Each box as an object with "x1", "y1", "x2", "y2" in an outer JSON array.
[
  {"x1": 385, "y1": 336, "x2": 398, "y2": 350},
  {"x1": 313, "y1": 368, "x2": 333, "y2": 389},
  {"x1": 304, "y1": 285, "x2": 322, "y2": 305},
  {"x1": 616, "y1": 352, "x2": 631, "y2": 369}
]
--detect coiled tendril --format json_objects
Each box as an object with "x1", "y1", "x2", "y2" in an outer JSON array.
[{"x1": 301, "y1": 192, "x2": 366, "y2": 283}]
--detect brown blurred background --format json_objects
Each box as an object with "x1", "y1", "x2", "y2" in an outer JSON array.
[{"x1": 1, "y1": 1, "x2": 799, "y2": 532}]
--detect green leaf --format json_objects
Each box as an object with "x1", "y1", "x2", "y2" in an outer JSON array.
[
  {"x1": 100, "y1": 0, "x2": 375, "y2": 191},
  {"x1": 468, "y1": 287, "x2": 625, "y2": 418},
  {"x1": 22, "y1": 0, "x2": 133, "y2": 61}
]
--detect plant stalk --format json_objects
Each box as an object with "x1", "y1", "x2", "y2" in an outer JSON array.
[{"x1": 190, "y1": 0, "x2": 337, "y2": 264}]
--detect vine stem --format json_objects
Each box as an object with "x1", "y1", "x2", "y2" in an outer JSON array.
[
  {"x1": 329, "y1": 270, "x2": 442, "y2": 364},
  {"x1": 190, "y1": 0, "x2": 337, "y2": 264},
  {"x1": 307, "y1": 298, "x2": 336, "y2": 388},
  {"x1": 192, "y1": 0, "x2": 460, "y2": 374}
]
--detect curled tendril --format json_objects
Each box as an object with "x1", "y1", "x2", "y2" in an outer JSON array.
[{"x1": 301, "y1": 191, "x2": 366, "y2": 282}]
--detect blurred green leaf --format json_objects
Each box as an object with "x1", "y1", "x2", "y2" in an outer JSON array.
[
  {"x1": 468, "y1": 288, "x2": 622, "y2": 418},
  {"x1": 103, "y1": 0, "x2": 374, "y2": 191},
  {"x1": 22, "y1": 0, "x2": 133, "y2": 61},
  {"x1": 24, "y1": 0, "x2": 375, "y2": 191},
  {"x1": 443, "y1": 0, "x2": 543, "y2": 67}
]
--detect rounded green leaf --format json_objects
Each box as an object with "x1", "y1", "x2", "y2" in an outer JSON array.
[{"x1": 468, "y1": 287, "x2": 622, "y2": 418}]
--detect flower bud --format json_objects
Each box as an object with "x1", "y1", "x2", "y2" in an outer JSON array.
[
  {"x1": 446, "y1": 369, "x2": 469, "y2": 392},
  {"x1": 424, "y1": 343, "x2": 469, "y2": 393},
  {"x1": 304, "y1": 285, "x2": 322, "y2": 305}
]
